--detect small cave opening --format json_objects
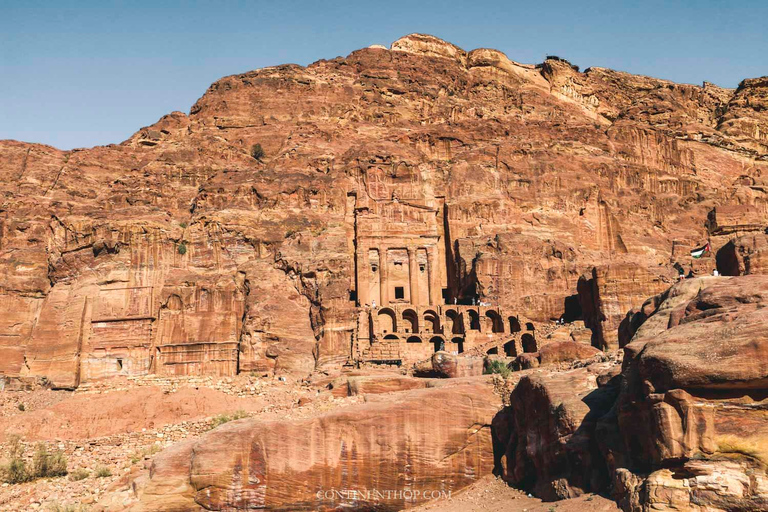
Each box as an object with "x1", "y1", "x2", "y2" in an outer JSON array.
[
  {"x1": 116, "y1": 358, "x2": 123, "y2": 371},
  {"x1": 716, "y1": 241, "x2": 741, "y2": 276},
  {"x1": 562, "y1": 294, "x2": 583, "y2": 323}
]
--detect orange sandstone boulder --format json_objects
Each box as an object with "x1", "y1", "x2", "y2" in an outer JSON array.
[{"x1": 110, "y1": 382, "x2": 500, "y2": 511}]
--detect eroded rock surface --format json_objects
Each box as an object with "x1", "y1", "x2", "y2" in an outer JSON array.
[
  {"x1": 1, "y1": 34, "x2": 767, "y2": 387},
  {"x1": 495, "y1": 275, "x2": 768, "y2": 511},
  {"x1": 104, "y1": 382, "x2": 500, "y2": 511}
]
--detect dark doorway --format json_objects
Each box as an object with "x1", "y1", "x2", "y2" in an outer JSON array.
[
  {"x1": 522, "y1": 333, "x2": 537, "y2": 353},
  {"x1": 562, "y1": 294, "x2": 582, "y2": 322},
  {"x1": 394, "y1": 286, "x2": 405, "y2": 299}
]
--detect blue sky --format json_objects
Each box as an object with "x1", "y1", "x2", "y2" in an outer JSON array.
[{"x1": 1, "y1": 0, "x2": 766, "y2": 150}]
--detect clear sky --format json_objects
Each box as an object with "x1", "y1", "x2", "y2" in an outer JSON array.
[{"x1": 1, "y1": 0, "x2": 766, "y2": 150}]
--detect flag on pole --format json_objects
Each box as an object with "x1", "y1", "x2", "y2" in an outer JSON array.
[{"x1": 690, "y1": 242, "x2": 710, "y2": 258}]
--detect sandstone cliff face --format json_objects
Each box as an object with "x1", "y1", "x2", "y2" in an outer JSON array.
[
  {"x1": 105, "y1": 382, "x2": 499, "y2": 511},
  {"x1": 1, "y1": 34, "x2": 767, "y2": 386}
]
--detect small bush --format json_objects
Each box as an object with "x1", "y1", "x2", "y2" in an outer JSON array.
[
  {"x1": 210, "y1": 410, "x2": 249, "y2": 429},
  {"x1": 177, "y1": 242, "x2": 187, "y2": 255},
  {"x1": 69, "y1": 468, "x2": 89, "y2": 481},
  {"x1": 129, "y1": 444, "x2": 161, "y2": 464},
  {"x1": 47, "y1": 503, "x2": 90, "y2": 512},
  {"x1": 1, "y1": 436, "x2": 29, "y2": 484},
  {"x1": 179, "y1": 222, "x2": 187, "y2": 228},
  {"x1": 484, "y1": 359, "x2": 511, "y2": 378},
  {"x1": 250, "y1": 143, "x2": 265, "y2": 161},
  {"x1": 32, "y1": 443, "x2": 68, "y2": 478},
  {"x1": 17, "y1": 403, "x2": 25, "y2": 411},
  {"x1": 94, "y1": 466, "x2": 112, "y2": 478}
]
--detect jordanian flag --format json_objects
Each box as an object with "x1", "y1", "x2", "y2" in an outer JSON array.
[{"x1": 690, "y1": 242, "x2": 711, "y2": 258}]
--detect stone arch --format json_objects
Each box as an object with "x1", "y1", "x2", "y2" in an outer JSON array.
[
  {"x1": 445, "y1": 309, "x2": 464, "y2": 334},
  {"x1": 508, "y1": 316, "x2": 521, "y2": 333},
  {"x1": 402, "y1": 309, "x2": 419, "y2": 333},
  {"x1": 378, "y1": 308, "x2": 397, "y2": 333},
  {"x1": 485, "y1": 310, "x2": 504, "y2": 333},
  {"x1": 383, "y1": 334, "x2": 400, "y2": 343},
  {"x1": 424, "y1": 310, "x2": 441, "y2": 334},
  {"x1": 406, "y1": 335, "x2": 422, "y2": 344},
  {"x1": 430, "y1": 336, "x2": 444, "y2": 353},
  {"x1": 522, "y1": 333, "x2": 537, "y2": 353},
  {"x1": 164, "y1": 294, "x2": 184, "y2": 311},
  {"x1": 503, "y1": 340, "x2": 516, "y2": 357},
  {"x1": 451, "y1": 337, "x2": 464, "y2": 353},
  {"x1": 468, "y1": 310, "x2": 481, "y2": 331},
  {"x1": 486, "y1": 347, "x2": 498, "y2": 355}
]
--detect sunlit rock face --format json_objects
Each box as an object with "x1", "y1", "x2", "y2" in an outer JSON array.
[
  {"x1": 1, "y1": 34, "x2": 767, "y2": 386},
  {"x1": 112, "y1": 383, "x2": 500, "y2": 512},
  {"x1": 494, "y1": 275, "x2": 768, "y2": 511}
]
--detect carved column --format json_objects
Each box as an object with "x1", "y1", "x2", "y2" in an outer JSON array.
[
  {"x1": 427, "y1": 246, "x2": 441, "y2": 306},
  {"x1": 379, "y1": 247, "x2": 389, "y2": 305},
  {"x1": 408, "y1": 247, "x2": 419, "y2": 305},
  {"x1": 357, "y1": 244, "x2": 369, "y2": 306}
]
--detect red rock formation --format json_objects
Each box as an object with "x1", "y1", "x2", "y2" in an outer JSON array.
[
  {"x1": 497, "y1": 275, "x2": 768, "y2": 511},
  {"x1": 1, "y1": 34, "x2": 767, "y2": 386},
  {"x1": 578, "y1": 264, "x2": 674, "y2": 349},
  {"x1": 494, "y1": 367, "x2": 618, "y2": 500},
  {"x1": 109, "y1": 382, "x2": 499, "y2": 511}
]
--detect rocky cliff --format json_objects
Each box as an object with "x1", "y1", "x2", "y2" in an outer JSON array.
[
  {"x1": 2, "y1": 33, "x2": 767, "y2": 387},
  {"x1": 494, "y1": 275, "x2": 768, "y2": 511}
]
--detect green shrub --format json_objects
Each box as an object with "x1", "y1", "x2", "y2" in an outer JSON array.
[
  {"x1": 94, "y1": 466, "x2": 112, "y2": 478},
  {"x1": 47, "y1": 502, "x2": 90, "y2": 512},
  {"x1": 210, "y1": 410, "x2": 249, "y2": 429},
  {"x1": 69, "y1": 468, "x2": 89, "y2": 481},
  {"x1": 250, "y1": 143, "x2": 265, "y2": 160},
  {"x1": 129, "y1": 444, "x2": 161, "y2": 464},
  {"x1": 1, "y1": 436, "x2": 29, "y2": 484},
  {"x1": 177, "y1": 242, "x2": 187, "y2": 255},
  {"x1": 17, "y1": 403, "x2": 25, "y2": 411},
  {"x1": 179, "y1": 222, "x2": 187, "y2": 228},
  {"x1": 484, "y1": 359, "x2": 511, "y2": 378},
  {"x1": 32, "y1": 443, "x2": 68, "y2": 478}
]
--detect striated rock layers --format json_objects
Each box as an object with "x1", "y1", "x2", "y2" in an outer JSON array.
[
  {"x1": 103, "y1": 382, "x2": 499, "y2": 511},
  {"x1": 494, "y1": 275, "x2": 768, "y2": 511},
  {"x1": 1, "y1": 33, "x2": 768, "y2": 386}
]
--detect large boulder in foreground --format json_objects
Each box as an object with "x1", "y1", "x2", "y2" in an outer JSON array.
[
  {"x1": 106, "y1": 382, "x2": 500, "y2": 511},
  {"x1": 497, "y1": 275, "x2": 768, "y2": 511},
  {"x1": 494, "y1": 367, "x2": 619, "y2": 500},
  {"x1": 611, "y1": 276, "x2": 768, "y2": 510}
]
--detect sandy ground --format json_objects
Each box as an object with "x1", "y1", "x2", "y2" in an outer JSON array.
[{"x1": 412, "y1": 475, "x2": 620, "y2": 512}]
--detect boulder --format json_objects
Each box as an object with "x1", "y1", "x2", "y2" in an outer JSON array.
[
  {"x1": 113, "y1": 383, "x2": 500, "y2": 511},
  {"x1": 430, "y1": 351, "x2": 485, "y2": 378},
  {"x1": 498, "y1": 275, "x2": 768, "y2": 511},
  {"x1": 538, "y1": 341, "x2": 602, "y2": 366},
  {"x1": 494, "y1": 368, "x2": 618, "y2": 500}
]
